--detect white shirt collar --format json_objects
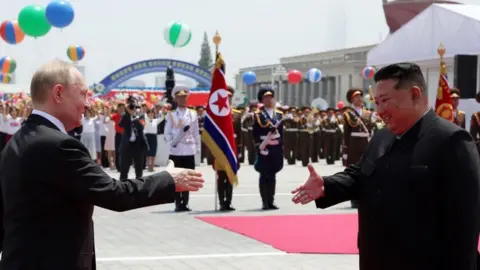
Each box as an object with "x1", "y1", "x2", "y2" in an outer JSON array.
[{"x1": 32, "y1": 109, "x2": 67, "y2": 134}]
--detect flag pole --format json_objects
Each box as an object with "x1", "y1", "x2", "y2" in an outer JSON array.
[{"x1": 212, "y1": 30, "x2": 222, "y2": 212}]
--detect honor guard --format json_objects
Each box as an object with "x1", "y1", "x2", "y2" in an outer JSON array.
[
  {"x1": 164, "y1": 85, "x2": 201, "y2": 212},
  {"x1": 299, "y1": 106, "x2": 314, "y2": 167},
  {"x1": 283, "y1": 107, "x2": 299, "y2": 164},
  {"x1": 242, "y1": 101, "x2": 258, "y2": 165},
  {"x1": 214, "y1": 86, "x2": 241, "y2": 211},
  {"x1": 343, "y1": 88, "x2": 373, "y2": 208},
  {"x1": 253, "y1": 87, "x2": 283, "y2": 210},
  {"x1": 235, "y1": 104, "x2": 246, "y2": 163},
  {"x1": 312, "y1": 110, "x2": 322, "y2": 162},
  {"x1": 450, "y1": 88, "x2": 465, "y2": 129},
  {"x1": 470, "y1": 92, "x2": 480, "y2": 156},
  {"x1": 322, "y1": 107, "x2": 341, "y2": 165}
]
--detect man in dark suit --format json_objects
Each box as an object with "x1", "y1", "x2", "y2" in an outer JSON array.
[
  {"x1": 292, "y1": 62, "x2": 480, "y2": 270},
  {"x1": 119, "y1": 96, "x2": 149, "y2": 180},
  {"x1": 0, "y1": 59, "x2": 205, "y2": 270}
]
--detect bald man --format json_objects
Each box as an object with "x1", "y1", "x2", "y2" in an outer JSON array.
[{"x1": 0, "y1": 59, "x2": 205, "y2": 270}]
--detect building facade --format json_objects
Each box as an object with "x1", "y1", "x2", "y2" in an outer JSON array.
[{"x1": 235, "y1": 44, "x2": 376, "y2": 108}]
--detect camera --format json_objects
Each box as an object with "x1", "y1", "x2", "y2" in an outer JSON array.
[{"x1": 126, "y1": 95, "x2": 140, "y2": 111}]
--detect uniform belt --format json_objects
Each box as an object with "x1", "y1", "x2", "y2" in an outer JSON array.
[
  {"x1": 247, "y1": 127, "x2": 253, "y2": 130},
  {"x1": 234, "y1": 134, "x2": 237, "y2": 138},
  {"x1": 241, "y1": 128, "x2": 248, "y2": 132},
  {"x1": 323, "y1": 129, "x2": 336, "y2": 133},
  {"x1": 285, "y1": 128, "x2": 298, "y2": 131},
  {"x1": 260, "y1": 133, "x2": 280, "y2": 140},
  {"x1": 200, "y1": 127, "x2": 204, "y2": 131},
  {"x1": 351, "y1": 132, "x2": 369, "y2": 138}
]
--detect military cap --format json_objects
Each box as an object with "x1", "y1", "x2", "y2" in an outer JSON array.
[
  {"x1": 248, "y1": 100, "x2": 258, "y2": 108},
  {"x1": 301, "y1": 106, "x2": 311, "y2": 111},
  {"x1": 346, "y1": 88, "x2": 364, "y2": 103},
  {"x1": 196, "y1": 105, "x2": 205, "y2": 110},
  {"x1": 450, "y1": 87, "x2": 460, "y2": 98},
  {"x1": 326, "y1": 107, "x2": 335, "y2": 112},
  {"x1": 257, "y1": 87, "x2": 275, "y2": 102},
  {"x1": 227, "y1": 85, "x2": 235, "y2": 96},
  {"x1": 171, "y1": 84, "x2": 190, "y2": 97}
]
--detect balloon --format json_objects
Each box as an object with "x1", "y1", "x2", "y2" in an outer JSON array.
[
  {"x1": 0, "y1": 20, "x2": 25, "y2": 45},
  {"x1": 0, "y1": 74, "x2": 12, "y2": 84},
  {"x1": 18, "y1": 5, "x2": 51, "y2": 37},
  {"x1": 362, "y1": 66, "x2": 376, "y2": 80},
  {"x1": 0, "y1": 57, "x2": 16, "y2": 74},
  {"x1": 287, "y1": 70, "x2": 302, "y2": 84},
  {"x1": 164, "y1": 21, "x2": 192, "y2": 48},
  {"x1": 306, "y1": 68, "x2": 322, "y2": 83},
  {"x1": 45, "y1": 1, "x2": 75, "y2": 28},
  {"x1": 242, "y1": 71, "x2": 256, "y2": 85},
  {"x1": 67, "y1": 45, "x2": 85, "y2": 61},
  {"x1": 336, "y1": 101, "x2": 345, "y2": 109}
]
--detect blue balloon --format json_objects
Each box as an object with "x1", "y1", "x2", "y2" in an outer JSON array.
[
  {"x1": 242, "y1": 71, "x2": 256, "y2": 85},
  {"x1": 45, "y1": 1, "x2": 75, "y2": 28}
]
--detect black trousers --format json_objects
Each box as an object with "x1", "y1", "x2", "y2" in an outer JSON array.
[
  {"x1": 259, "y1": 173, "x2": 277, "y2": 206},
  {"x1": 119, "y1": 142, "x2": 146, "y2": 180},
  {"x1": 0, "y1": 132, "x2": 6, "y2": 153},
  {"x1": 115, "y1": 132, "x2": 122, "y2": 170},
  {"x1": 217, "y1": 170, "x2": 233, "y2": 207},
  {"x1": 100, "y1": 136, "x2": 108, "y2": 167},
  {"x1": 169, "y1": 155, "x2": 195, "y2": 207}
]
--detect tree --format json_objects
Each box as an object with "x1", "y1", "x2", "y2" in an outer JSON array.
[{"x1": 197, "y1": 32, "x2": 213, "y2": 88}]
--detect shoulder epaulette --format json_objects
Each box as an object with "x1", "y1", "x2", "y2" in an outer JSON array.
[
  {"x1": 459, "y1": 110, "x2": 466, "y2": 115},
  {"x1": 232, "y1": 109, "x2": 241, "y2": 114},
  {"x1": 275, "y1": 109, "x2": 284, "y2": 114}
]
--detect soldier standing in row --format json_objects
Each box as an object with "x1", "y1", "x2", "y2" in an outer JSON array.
[
  {"x1": 311, "y1": 110, "x2": 321, "y2": 163},
  {"x1": 214, "y1": 86, "x2": 240, "y2": 211},
  {"x1": 242, "y1": 101, "x2": 258, "y2": 165},
  {"x1": 253, "y1": 87, "x2": 283, "y2": 210},
  {"x1": 236, "y1": 105, "x2": 246, "y2": 163},
  {"x1": 164, "y1": 85, "x2": 201, "y2": 212},
  {"x1": 450, "y1": 88, "x2": 465, "y2": 129},
  {"x1": 196, "y1": 106, "x2": 207, "y2": 163},
  {"x1": 343, "y1": 88, "x2": 373, "y2": 208},
  {"x1": 299, "y1": 107, "x2": 313, "y2": 167},
  {"x1": 322, "y1": 107, "x2": 341, "y2": 165},
  {"x1": 283, "y1": 107, "x2": 299, "y2": 164}
]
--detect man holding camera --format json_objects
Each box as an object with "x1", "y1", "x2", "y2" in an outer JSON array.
[
  {"x1": 164, "y1": 85, "x2": 201, "y2": 212},
  {"x1": 118, "y1": 96, "x2": 149, "y2": 180}
]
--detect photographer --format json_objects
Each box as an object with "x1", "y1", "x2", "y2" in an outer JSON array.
[{"x1": 118, "y1": 96, "x2": 149, "y2": 180}]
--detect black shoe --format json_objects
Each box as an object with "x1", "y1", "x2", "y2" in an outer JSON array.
[
  {"x1": 174, "y1": 206, "x2": 183, "y2": 212},
  {"x1": 262, "y1": 204, "x2": 269, "y2": 210},
  {"x1": 268, "y1": 203, "x2": 279, "y2": 210},
  {"x1": 182, "y1": 205, "x2": 192, "y2": 211},
  {"x1": 226, "y1": 205, "x2": 235, "y2": 211}
]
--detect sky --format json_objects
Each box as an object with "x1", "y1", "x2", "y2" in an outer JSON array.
[{"x1": 0, "y1": 0, "x2": 479, "y2": 87}]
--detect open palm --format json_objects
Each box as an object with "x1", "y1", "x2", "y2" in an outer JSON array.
[{"x1": 291, "y1": 163, "x2": 325, "y2": 205}]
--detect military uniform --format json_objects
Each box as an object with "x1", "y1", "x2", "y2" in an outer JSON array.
[
  {"x1": 283, "y1": 107, "x2": 298, "y2": 164},
  {"x1": 311, "y1": 111, "x2": 321, "y2": 163},
  {"x1": 242, "y1": 102, "x2": 258, "y2": 165},
  {"x1": 214, "y1": 87, "x2": 241, "y2": 211},
  {"x1": 298, "y1": 107, "x2": 313, "y2": 167},
  {"x1": 196, "y1": 106, "x2": 207, "y2": 163},
  {"x1": 253, "y1": 88, "x2": 283, "y2": 210},
  {"x1": 322, "y1": 108, "x2": 341, "y2": 165},
  {"x1": 234, "y1": 106, "x2": 245, "y2": 163},
  {"x1": 164, "y1": 85, "x2": 201, "y2": 212},
  {"x1": 343, "y1": 89, "x2": 373, "y2": 208},
  {"x1": 450, "y1": 88, "x2": 466, "y2": 129}
]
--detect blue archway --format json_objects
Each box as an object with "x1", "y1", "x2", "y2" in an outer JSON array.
[{"x1": 98, "y1": 59, "x2": 212, "y2": 95}]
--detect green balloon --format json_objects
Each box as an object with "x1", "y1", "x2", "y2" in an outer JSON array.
[{"x1": 18, "y1": 5, "x2": 51, "y2": 37}]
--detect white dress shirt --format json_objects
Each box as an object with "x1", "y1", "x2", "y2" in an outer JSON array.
[
  {"x1": 32, "y1": 109, "x2": 67, "y2": 134},
  {"x1": 164, "y1": 107, "x2": 200, "y2": 156}
]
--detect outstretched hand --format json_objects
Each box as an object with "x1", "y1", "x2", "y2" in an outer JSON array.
[
  {"x1": 291, "y1": 163, "x2": 325, "y2": 205},
  {"x1": 166, "y1": 160, "x2": 205, "y2": 192}
]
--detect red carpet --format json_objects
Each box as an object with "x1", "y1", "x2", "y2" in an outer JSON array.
[{"x1": 197, "y1": 214, "x2": 359, "y2": 254}]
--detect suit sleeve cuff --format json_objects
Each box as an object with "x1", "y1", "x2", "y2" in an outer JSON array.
[
  {"x1": 315, "y1": 177, "x2": 336, "y2": 209},
  {"x1": 151, "y1": 171, "x2": 176, "y2": 204}
]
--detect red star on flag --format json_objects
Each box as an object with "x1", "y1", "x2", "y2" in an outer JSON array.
[{"x1": 213, "y1": 92, "x2": 228, "y2": 114}]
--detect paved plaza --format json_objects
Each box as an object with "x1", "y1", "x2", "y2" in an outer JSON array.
[{"x1": 95, "y1": 160, "x2": 359, "y2": 270}]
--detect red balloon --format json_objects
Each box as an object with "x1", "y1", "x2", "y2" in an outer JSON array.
[
  {"x1": 337, "y1": 101, "x2": 345, "y2": 109},
  {"x1": 287, "y1": 70, "x2": 302, "y2": 84}
]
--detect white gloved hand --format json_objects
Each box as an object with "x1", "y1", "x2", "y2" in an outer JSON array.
[{"x1": 342, "y1": 154, "x2": 348, "y2": 160}]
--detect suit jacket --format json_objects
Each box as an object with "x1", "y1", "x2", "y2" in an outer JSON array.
[
  {"x1": 316, "y1": 109, "x2": 480, "y2": 270},
  {"x1": 118, "y1": 112, "x2": 148, "y2": 152},
  {"x1": 0, "y1": 114, "x2": 177, "y2": 270}
]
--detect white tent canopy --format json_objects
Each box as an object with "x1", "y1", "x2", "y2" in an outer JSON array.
[{"x1": 367, "y1": 4, "x2": 480, "y2": 66}]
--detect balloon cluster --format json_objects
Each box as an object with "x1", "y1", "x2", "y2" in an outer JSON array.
[
  {"x1": 241, "y1": 68, "x2": 324, "y2": 86},
  {"x1": 0, "y1": 57, "x2": 16, "y2": 84},
  {"x1": 0, "y1": 1, "x2": 75, "y2": 44}
]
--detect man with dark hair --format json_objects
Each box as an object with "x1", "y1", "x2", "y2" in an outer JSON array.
[
  {"x1": 292, "y1": 62, "x2": 480, "y2": 270},
  {"x1": 450, "y1": 88, "x2": 465, "y2": 128}
]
